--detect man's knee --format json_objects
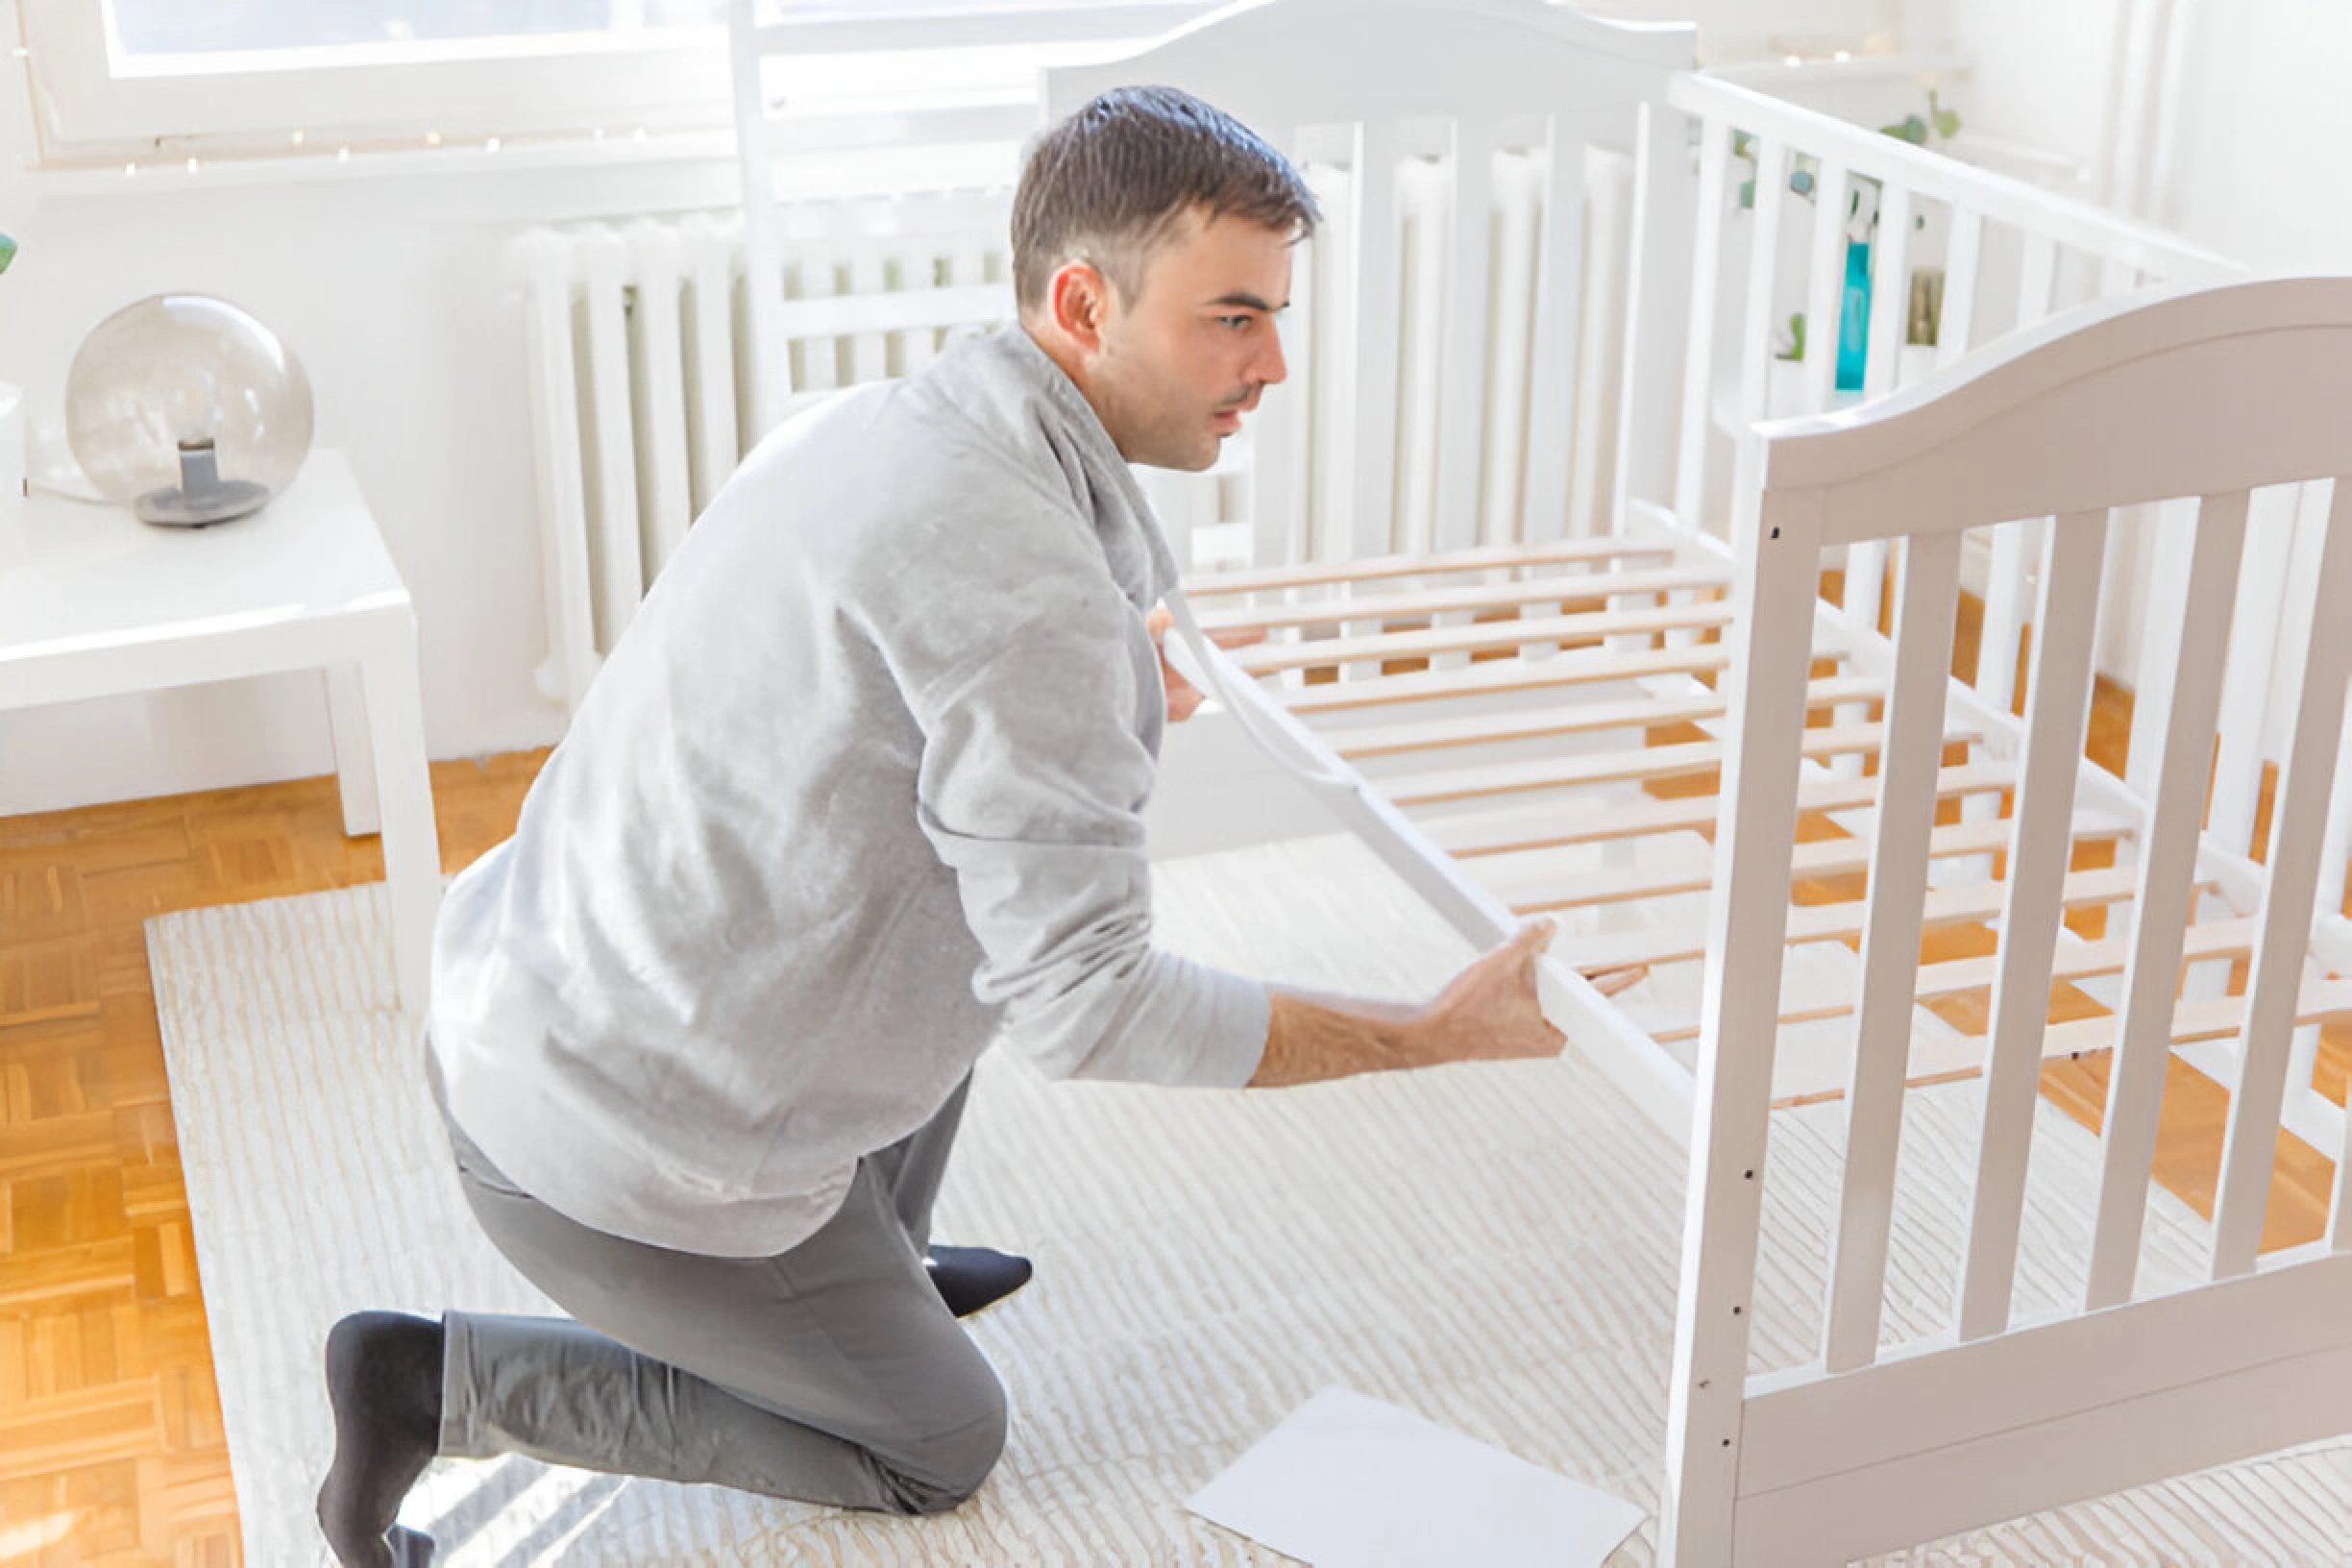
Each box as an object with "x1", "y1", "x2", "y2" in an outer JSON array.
[{"x1": 885, "y1": 1377, "x2": 1008, "y2": 1514}]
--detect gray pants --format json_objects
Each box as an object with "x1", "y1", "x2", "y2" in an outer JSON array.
[{"x1": 436, "y1": 1076, "x2": 1007, "y2": 1514}]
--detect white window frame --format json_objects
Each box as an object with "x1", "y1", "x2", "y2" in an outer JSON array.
[{"x1": 15, "y1": 1, "x2": 1214, "y2": 170}]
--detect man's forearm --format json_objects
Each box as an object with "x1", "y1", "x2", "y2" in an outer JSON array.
[{"x1": 1248, "y1": 988, "x2": 1429, "y2": 1088}]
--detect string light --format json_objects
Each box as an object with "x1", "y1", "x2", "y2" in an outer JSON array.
[
  {"x1": 123, "y1": 161, "x2": 136, "y2": 178},
  {"x1": 1833, "y1": 49, "x2": 1852, "y2": 63},
  {"x1": 424, "y1": 130, "x2": 443, "y2": 147},
  {"x1": 485, "y1": 135, "x2": 502, "y2": 152},
  {"x1": 185, "y1": 156, "x2": 199, "y2": 174},
  {"x1": 337, "y1": 145, "x2": 352, "y2": 162},
  {"x1": 291, "y1": 129, "x2": 306, "y2": 146}
]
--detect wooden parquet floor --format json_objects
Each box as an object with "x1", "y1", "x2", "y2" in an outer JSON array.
[
  {"x1": 3, "y1": 651, "x2": 2347, "y2": 1560},
  {"x1": 0, "y1": 752, "x2": 544, "y2": 1567}
]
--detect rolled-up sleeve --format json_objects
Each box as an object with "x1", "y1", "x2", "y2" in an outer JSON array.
[{"x1": 899, "y1": 577, "x2": 1268, "y2": 1088}]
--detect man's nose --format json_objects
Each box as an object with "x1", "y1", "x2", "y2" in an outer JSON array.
[{"x1": 1258, "y1": 321, "x2": 1289, "y2": 387}]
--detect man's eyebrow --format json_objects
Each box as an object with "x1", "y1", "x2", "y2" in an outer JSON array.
[{"x1": 1208, "y1": 292, "x2": 1287, "y2": 312}]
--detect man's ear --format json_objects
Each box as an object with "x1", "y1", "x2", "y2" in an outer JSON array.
[{"x1": 1046, "y1": 259, "x2": 1112, "y2": 351}]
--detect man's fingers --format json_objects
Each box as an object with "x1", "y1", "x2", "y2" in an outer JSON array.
[{"x1": 1507, "y1": 919, "x2": 1556, "y2": 961}]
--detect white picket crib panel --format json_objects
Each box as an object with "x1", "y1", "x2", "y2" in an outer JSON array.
[{"x1": 1677, "y1": 280, "x2": 2352, "y2": 1566}]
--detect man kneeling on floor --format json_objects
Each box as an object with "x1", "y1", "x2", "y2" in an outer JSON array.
[{"x1": 317, "y1": 85, "x2": 1639, "y2": 1566}]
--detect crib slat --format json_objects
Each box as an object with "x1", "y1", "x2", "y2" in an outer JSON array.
[
  {"x1": 2211, "y1": 478, "x2": 2352, "y2": 1278},
  {"x1": 1421, "y1": 757, "x2": 2014, "y2": 859},
  {"x1": 1284, "y1": 640, "x2": 1727, "y2": 716},
  {"x1": 1350, "y1": 119, "x2": 1406, "y2": 560},
  {"x1": 2018, "y1": 233, "x2": 2059, "y2": 329},
  {"x1": 1934, "y1": 208, "x2": 1983, "y2": 371},
  {"x1": 1249, "y1": 123, "x2": 1307, "y2": 570},
  {"x1": 1666, "y1": 489, "x2": 1822, "y2": 1547},
  {"x1": 1185, "y1": 534, "x2": 1671, "y2": 597},
  {"x1": 1833, "y1": 184, "x2": 1915, "y2": 673},
  {"x1": 1972, "y1": 235, "x2": 2059, "y2": 714},
  {"x1": 1431, "y1": 120, "x2": 1498, "y2": 554},
  {"x1": 1481, "y1": 152, "x2": 1538, "y2": 547},
  {"x1": 1521, "y1": 116, "x2": 1590, "y2": 542},
  {"x1": 1960, "y1": 227, "x2": 2067, "y2": 853},
  {"x1": 1332, "y1": 674, "x2": 1879, "y2": 760},
  {"x1": 1958, "y1": 511, "x2": 2111, "y2": 1341},
  {"x1": 1862, "y1": 184, "x2": 1913, "y2": 398},
  {"x1": 2338, "y1": 1004, "x2": 2352, "y2": 1250},
  {"x1": 1672, "y1": 120, "x2": 1732, "y2": 530},
  {"x1": 1229, "y1": 597, "x2": 1730, "y2": 674},
  {"x1": 2209, "y1": 485, "x2": 2305, "y2": 855},
  {"x1": 1614, "y1": 100, "x2": 1696, "y2": 537},
  {"x1": 2321, "y1": 687, "x2": 2352, "y2": 932},
  {"x1": 1194, "y1": 560, "x2": 1729, "y2": 630},
  {"x1": 1497, "y1": 812, "x2": 2060, "y2": 916},
  {"x1": 1736, "y1": 136, "x2": 1792, "y2": 437},
  {"x1": 1647, "y1": 909, "x2": 2244, "y2": 1045},
  {"x1": 2045, "y1": 985, "x2": 2352, "y2": 1055},
  {"x1": 1380, "y1": 719, "x2": 1980, "y2": 808},
  {"x1": 1566, "y1": 861, "x2": 2160, "y2": 976},
  {"x1": 2124, "y1": 498, "x2": 2199, "y2": 801},
  {"x1": 1801, "y1": 159, "x2": 1851, "y2": 414},
  {"x1": 2087, "y1": 489, "x2": 2251, "y2": 1311},
  {"x1": 1825, "y1": 530, "x2": 1963, "y2": 1374}
]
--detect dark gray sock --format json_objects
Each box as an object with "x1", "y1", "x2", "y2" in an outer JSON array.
[
  {"x1": 926, "y1": 1244, "x2": 1033, "y2": 1317},
  {"x1": 317, "y1": 1311, "x2": 444, "y2": 1568}
]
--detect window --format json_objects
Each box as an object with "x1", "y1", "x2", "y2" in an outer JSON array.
[
  {"x1": 17, "y1": 2, "x2": 1216, "y2": 171},
  {"x1": 106, "y1": 1, "x2": 728, "y2": 61}
]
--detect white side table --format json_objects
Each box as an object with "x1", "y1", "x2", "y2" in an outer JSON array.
[{"x1": 0, "y1": 451, "x2": 442, "y2": 1019}]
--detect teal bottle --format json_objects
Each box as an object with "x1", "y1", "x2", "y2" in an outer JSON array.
[{"x1": 1836, "y1": 238, "x2": 1871, "y2": 392}]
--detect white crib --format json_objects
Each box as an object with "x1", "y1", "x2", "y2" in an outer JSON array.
[
  {"x1": 684, "y1": 0, "x2": 2352, "y2": 1558},
  {"x1": 1028, "y1": 2, "x2": 2352, "y2": 1562}
]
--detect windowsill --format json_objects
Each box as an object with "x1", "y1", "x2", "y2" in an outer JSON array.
[{"x1": 23, "y1": 92, "x2": 1039, "y2": 199}]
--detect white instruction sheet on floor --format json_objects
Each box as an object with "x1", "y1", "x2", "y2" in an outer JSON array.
[{"x1": 1186, "y1": 1385, "x2": 1647, "y2": 1567}]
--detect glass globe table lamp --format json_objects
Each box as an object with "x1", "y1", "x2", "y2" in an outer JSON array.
[{"x1": 64, "y1": 294, "x2": 314, "y2": 527}]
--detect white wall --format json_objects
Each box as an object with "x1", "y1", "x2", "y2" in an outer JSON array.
[
  {"x1": 1913, "y1": 0, "x2": 2352, "y2": 270},
  {"x1": 1906, "y1": 0, "x2": 2129, "y2": 192},
  {"x1": 0, "y1": 31, "x2": 744, "y2": 815},
  {"x1": 2163, "y1": 1, "x2": 2352, "y2": 269}
]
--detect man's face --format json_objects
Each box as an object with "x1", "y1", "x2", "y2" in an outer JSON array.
[{"x1": 1084, "y1": 209, "x2": 1293, "y2": 471}]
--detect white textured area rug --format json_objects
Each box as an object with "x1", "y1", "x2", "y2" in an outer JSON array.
[{"x1": 151, "y1": 836, "x2": 2346, "y2": 1567}]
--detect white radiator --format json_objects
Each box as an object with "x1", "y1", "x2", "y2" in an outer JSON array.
[
  {"x1": 512, "y1": 149, "x2": 1633, "y2": 713},
  {"x1": 510, "y1": 191, "x2": 1018, "y2": 710}
]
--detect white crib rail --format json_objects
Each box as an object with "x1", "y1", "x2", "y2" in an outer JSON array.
[
  {"x1": 1651, "y1": 72, "x2": 2241, "y2": 735},
  {"x1": 1666, "y1": 278, "x2": 2352, "y2": 1565}
]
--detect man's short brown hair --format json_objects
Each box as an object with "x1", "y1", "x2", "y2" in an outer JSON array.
[{"x1": 1011, "y1": 86, "x2": 1321, "y2": 314}]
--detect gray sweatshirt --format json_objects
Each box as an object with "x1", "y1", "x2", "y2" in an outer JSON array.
[{"x1": 429, "y1": 327, "x2": 1271, "y2": 1258}]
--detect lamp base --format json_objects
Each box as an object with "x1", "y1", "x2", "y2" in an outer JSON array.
[{"x1": 135, "y1": 478, "x2": 272, "y2": 527}]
